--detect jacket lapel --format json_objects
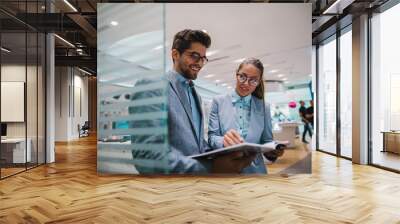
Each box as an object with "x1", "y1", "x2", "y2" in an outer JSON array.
[{"x1": 166, "y1": 72, "x2": 199, "y2": 145}]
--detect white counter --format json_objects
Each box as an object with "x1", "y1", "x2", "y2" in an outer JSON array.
[
  {"x1": 1, "y1": 138, "x2": 32, "y2": 163},
  {"x1": 272, "y1": 122, "x2": 302, "y2": 148}
]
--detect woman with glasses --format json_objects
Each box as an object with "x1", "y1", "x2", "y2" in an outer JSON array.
[{"x1": 208, "y1": 58, "x2": 283, "y2": 174}]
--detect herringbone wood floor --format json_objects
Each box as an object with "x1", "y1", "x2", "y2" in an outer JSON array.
[{"x1": 1, "y1": 135, "x2": 400, "y2": 223}]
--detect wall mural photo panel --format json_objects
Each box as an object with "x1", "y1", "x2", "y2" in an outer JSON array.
[{"x1": 97, "y1": 3, "x2": 312, "y2": 175}]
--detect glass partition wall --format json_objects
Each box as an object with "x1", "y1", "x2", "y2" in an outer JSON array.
[
  {"x1": 316, "y1": 0, "x2": 400, "y2": 171},
  {"x1": 0, "y1": 2, "x2": 46, "y2": 179},
  {"x1": 316, "y1": 25, "x2": 353, "y2": 159},
  {"x1": 339, "y1": 27, "x2": 352, "y2": 159},
  {"x1": 0, "y1": 29, "x2": 27, "y2": 177},
  {"x1": 97, "y1": 4, "x2": 169, "y2": 174},
  {"x1": 370, "y1": 3, "x2": 400, "y2": 172},
  {"x1": 317, "y1": 35, "x2": 337, "y2": 155}
]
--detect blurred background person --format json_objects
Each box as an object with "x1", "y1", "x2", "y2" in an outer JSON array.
[
  {"x1": 299, "y1": 100, "x2": 311, "y2": 143},
  {"x1": 306, "y1": 100, "x2": 314, "y2": 134}
]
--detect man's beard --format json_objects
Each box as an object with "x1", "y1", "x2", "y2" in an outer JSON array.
[{"x1": 178, "y1": 61, "x2": 200, "y2": 80}]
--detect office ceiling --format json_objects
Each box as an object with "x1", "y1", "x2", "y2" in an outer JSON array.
[
  {"x1": 98, "y1": 3, "x2": 311, "y2": 97},
  {"x1": 165, "y1": 3, "x2": 312, "y2": 94},
  {"x1": 1, "y1": 0, "x2": 389, "y2": 84}
]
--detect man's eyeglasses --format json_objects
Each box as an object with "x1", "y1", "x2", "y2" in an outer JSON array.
[
  {"x1": 236, "y1": 73, "x2": 260, "y2": 87},
  {"x1": 185, "y1": 51, "x2": 208, "y2": 64}
]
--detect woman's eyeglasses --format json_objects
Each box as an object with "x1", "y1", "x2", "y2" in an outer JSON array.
[
  {"x1": 236, "y1": 73, "x2": 260, "y2": 87},
  {"x1": 184, "y1": 51, "x2": 208, "y2": 64}
]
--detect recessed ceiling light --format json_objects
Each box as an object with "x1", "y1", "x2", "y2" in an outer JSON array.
[
  {"x1": 63, "y1": 0, "x2": 78, "y2": 12},
  {"x1": 152, "y1": 45, "x2": 163, "y2": 50},
  {"x1": 78, "y1": 67, "x2": 92, "y2": 76},
  {"x1": 206, "y1": 50, "x2": 219, "y2": 57},
  {"x1": 227, "y1": 86, "x2": 232, "y2": 89},
  {"x1": 221, "y1": 83, "x2": 228, "y2": 86},
  {"x1": 233, "y1": 58, "x2": 245, "y2": 63},
  {"x1": 277, "y1": 74, "x2": 285, "y2": 78},
  {"x1": 1, "y1": 47, "x2": 11, "y2": 53},
  {"x1": 215, "y1": 79, "x2": 221, "y2": 83},
  {"x1": 41, "y1": 5, "x2": 45, "y2": 10},
  {"x1": 309, "y1": 74, "x2": 313, "y2": 77},
  {"x1": 204, "y1": 74, "x2": 215, "y2": 78},
  {"x1": 110, "y1": 21, "x2": 119, "y2": 26},
  {"x1": 322, "y1": 0, "x2": 345, "y2": 15},
  {"x1": 281, "y1": 78, "x2": 288, "y2": 81},
  {"x1": 270, "y1": 69, "x2": 279, "y2": 73},
  {"x1": 54, "y1": 34, "x2": 75, "y2": 48}
]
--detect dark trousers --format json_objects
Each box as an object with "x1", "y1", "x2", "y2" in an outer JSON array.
[{"x1": 302, "y1": 122, "x2": 313, "y2": 141}]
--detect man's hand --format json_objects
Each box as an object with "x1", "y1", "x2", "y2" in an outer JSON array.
[
  {"x1": 223, "y1": 129, "x2": 244, "y2": 147},
  {"x1": 263, "y1": 148, "x2": 285, "y2": 162},
  {"x1": 211, "y1": 151, "x2": 256, "y2": 173}
]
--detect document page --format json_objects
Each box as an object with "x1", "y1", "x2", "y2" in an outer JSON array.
[{"x1": 190, "y1": 141, "x2": 287, "y2": 159}]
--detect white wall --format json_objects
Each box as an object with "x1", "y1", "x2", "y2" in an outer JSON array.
[
  {"x1": 55, "y1": 67, "x2": 70, "y2": 141},
  {"x1": 55, "y1": 67, "x2": 89, "y2": 141},
  {"x1": 71, "y1": 73, "x2": 89, "y2": 138},
  {"x1": 1, "y1": 64, "x2": 46, "y2": 163},
  {"x1": 1, "y1": 65, "x2": 35, "y2": 138},
  {"x1": 1, "y1": 65, "x2": 26, "y2": 132}
]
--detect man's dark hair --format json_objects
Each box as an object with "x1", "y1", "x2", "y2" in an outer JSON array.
[{"x1": 172, "y1": 29, "x2": 211, "y2": 53}]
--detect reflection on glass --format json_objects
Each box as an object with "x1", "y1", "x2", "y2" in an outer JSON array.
[
  {"x1": 1, "y1": 31, "x2": 27, "y2": 177},
  {"x1": 27, "y1": 31, "x2": 38, "y2": 169},
  {"x1": 371, "y1": 4, "x2": 400, "y2": 171},
  {"x1": 318, "y1": 37, "x2": 337, "y2": 154},
  {"x1": 0, "y1": 1, "x2": 46, "y2": 179},
  {"x1": 340, "y1": 29, "x2": 352, "y2": 158},
  {"x1": 97, "y1": 4, "x2": 169, "y2": 174}
]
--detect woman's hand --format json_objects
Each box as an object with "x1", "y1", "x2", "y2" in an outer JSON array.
[{"x1": 223, "y1": 129, "x2": 244, "y2": 147}]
